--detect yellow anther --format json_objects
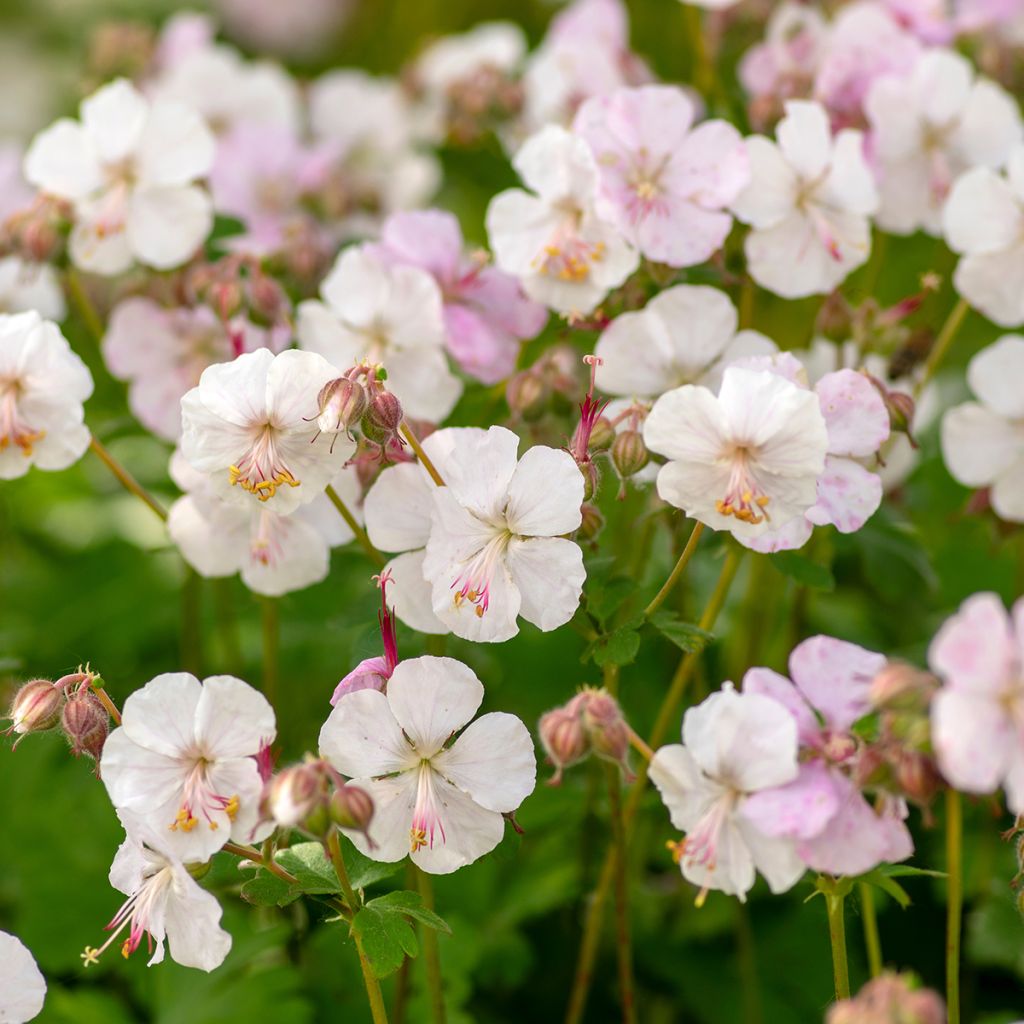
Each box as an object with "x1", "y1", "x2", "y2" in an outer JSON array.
[
  {"x1": 121, "y1": 939, "x2": 132, "y2": 959},
  {"x1": 224, "y1": 794, "x2": 240, "y2": 821},
  {"x1": 666, "y1": 838, "x2": 686, "y2": 865},
  {"x1": 410, "y1": 827, "x2": 428, "y2": 852}
]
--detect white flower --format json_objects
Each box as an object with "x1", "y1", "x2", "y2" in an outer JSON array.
[
  {"x1": 942, "y1": 144, "x2": 1024, "y2": 327},
  {"x1": 180, "y1": 348, "x2": 353, "y2": 515},
  {"x1": 866, "y1": 49, "x2": 1021, "y2": 236},
  {"x1": 297, "y1": 246, "x2": 462, "y2": 423},
  {"x1": 100, "y1": 672, "x2": 276, "y2": 861},
  {"x1": 731, "y1": 100, "x2": 879, "y2": 298},
  {"x1": 415, "y1": 21, "x2": 525, "y2": 96},
  {"x1": 422, "y1": 425, "x2": 586, "y2": 642},
  {"x1": 941, "y1": 334, "x2": 1024, "y2": 520},
  {"x1": 650, "y1": 686, "x2": 804, "y2": 902},
  {"x1": 82, "y1": 812, "x2": 231, "y2": 971},
  {"x1": 0, "y1": 931, "x2": 45, "y2": 1023},
  {"x1": 319, "y1": 655, "x2": 536, "y2": 874},
  {"x1": 486, "y1": 125, "x2": 639, "y2": 315},
  {"x1": 0, "y1": 257, "x2": 64, "y2": 320},
  {"x1": 643, "y1": 366, "x2": 829, "y2": 541},
  {"x1": 0, "y1": 311, "x2": 93, "y2": 480},
  {"x1": 24, "y1": 78, "x2": 215, "y2": 275},
  {"x1": 594, "y1": 285, "x2": 776, "y2": 399}
]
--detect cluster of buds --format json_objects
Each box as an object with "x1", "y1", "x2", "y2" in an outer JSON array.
[
  {"x1": 84, "y1": 20, "x2": 155, "y2": 89},
  {"x1": 505, "y1": 345, "x2": 584, "y2": 423},
  {"x1": 261, "y1": 756, "x2": 374, "y2": 844},
  {"x1": 435, "y1": 67, "x2": 524, "y2": 147},
  {"x1": 3, "y1": 668, "x2": 111, "y2": 771},
  {"x1": 539, "y1": 687, "x2": 634, "y2": 785},
  {"x1": 0, "y1": 195, "x2": 71, "y2": 265},
  {"x1": 181, "y1": 254, "x2": 291, "y2": 339},
  {"x1": 827, "y1": 972, "x2": 945, "y2": 1024}
]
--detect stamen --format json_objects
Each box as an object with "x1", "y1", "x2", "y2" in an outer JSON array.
[
  {"x1": 409, "y1": 763, "x2": 446, "y2": 853},
  {"x1": 0, "y1": 379, "x2": 45, "y2": 456},
  {"x1": 716, "y1": 449, "x2": 772, "y2": 525},
  {"x1": 229, "y1": 425, "x2": 302, "y2": 501},
  {"x1": 450, "y1": 530, "x2": 511, "y2": 618}
]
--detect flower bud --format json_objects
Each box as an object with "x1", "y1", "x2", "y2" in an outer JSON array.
[
  {"x1": 610, "y1": 429, "x2": 649, "y2": 479},
  {"x1": 578, "y1": 502, "x2": 604, "y2": 541},
  {"x1": 869, "y1": 662, "x2": 936, "y2": 712},
  {"x1": 822, "y1": 731, "x2": 858, "y2": 765},
  {"x1": 895, "y1": 751, "x2": 941, "y2": 807},
  {"x1": 263, "y1": 761, "x2": 331, "y2": 831},
  {"x1": 538, "y1": 706, "x2": 589, "y2": 785},
  {"x1": 815, "y1": 291, "x2": 854, "y2": 342},
  {"x1": 317, "y1": 377, "x2": 368, "y2": 435},
  {"x1": 587, "y1": 416, "x2": 615, "y2": 452},
  {"x1": 6, "y1": 679, "x2": 63, "y2": 737},
  {"x1": 247, "y1": 272, "x2": 288, "y2": 322},
  {"x1": 61, "y1": 692, "x2": 109, "y2": 762},
  {"x1": 330, "y1": 783, "x2": 375, "y2": 838},
  {"x1": 361, "y1": 391, "x2": 403, "y2": 444},
  {"x1": 827, "y1": 972, "x2": 945, "y2": 1024},
  {"x1": 580, "y1": 690, "x2": 631, "y2": 772},
  {"x1": 578, "y1": 458, "x2": 599, "y2": 502},
  {"x1": 506, "y1": 370, "x2": 547, "y2": 421}
]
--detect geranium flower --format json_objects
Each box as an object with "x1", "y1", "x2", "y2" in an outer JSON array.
[
  {"x1": 642, "y1": 365, "x2": 828, "y2": 541},
  {"x1": 100, "y1": 672, "x2": 277, "y2": 861},
  {"x1": 0, "y1": 311, "x2": 94, "y2": 480},
  {"x1": 319, "y1": 655, "x2": 536, "y2": 874},
  {"x1": 0, "y1": 931, "x2": 45, "y2": 1022},
  {"x1": 739, "y1": 3, "x2": 826, "y2": 111},
  {"x1": 731, "y1": 100, "x2": 878, "y2": 298},
  {"x1": 24, "y1": 78, "x2": 215, "y2": 275},
  {"x1": 930, "y1": 592, "x2": 1024, "y2": 811},
  {"x1": 742, "y1": 636, "x2": 914, "y2": 876},
  {"x1": 650, "y1": 686, "x2": 805, "y2": 902},
  {"x1": 0, "y1": 257, "x2": 64, "y2": 321}
]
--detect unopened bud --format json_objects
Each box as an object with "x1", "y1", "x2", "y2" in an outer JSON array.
[
  {"x1": 247, "y1": 273, "x2": 287, "y2": 322},
  {"x1": 538, "y1": 706, "x2": 590, "y2": 785},
  {"x1": 610, "y1": 429, "x2": 648, "y2": 479},
  {"x1": 317, "y1": 377, "x2": 368, "y2": 435},
  {"x1": 264, "y1": 761, "x2": 331, "y2": 831},
  {"x1": 895, "y1": 751, "x2": 941, "y2": 806},
  {"x1": 577, "y1": 458, "x2": 598, "y2": 502},
  {"x1": 821, "y1": 731, "x2": 858, "y2": 765},
  {"x1": 210, "y1": 280, "x2": 244, "y2": 321},
  {"x1": 580, "y1": 690, "x2": 631, "y2": 773},
  {"x1": 506, "y1": 370, "x2": 547, "y2": 421},
  {"x1": 816, "y1": 291, "x2": 854, "y2": 341},
  {"x1": 827, "y1": 972, "x2": 945, "y2": 1024},
  {"x1": 6, "y1": 679, "x2": 63, "y2": 737},
  {"x1": 869, "y1": 662, "x2": 936, "y2": 712},
  {"x1": 329, "y1": 783, "x2": 375, "y2": 838},
  {"x1": 578, "y1": 502, "x2": 604, "y2": 541},
  {"x1": 361, "y1": 391, "x2": 403, "y2": 444},
  {"x1": 61, "y1": 692, "x2": 109, "y2": 762},
  {"x1": 852, "y1": 745, "x2": 888, "y2": 789},
  {"x1": 587, "y1": 416, "x2": 615, "y2": 452}
]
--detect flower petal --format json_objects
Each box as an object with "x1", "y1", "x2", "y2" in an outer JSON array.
[
  {"x1": 741, "y1": 761, "x2": 840, "y2": 841},
  {"x1": 967, "y1": 335, "x2": 1024, "y2": 419},
  {"x1": 928, "y1": 591, "x2": 1016, "y2": 693},
  {"x1": 195, "y1": 675, "x2": 275, "y2": 759},
  {"x1": 410, "y1": 777, "x2": 507, "y2": 875},
  {"x1": 504, "y1": 445, "x2": 584, "y2": 536},
  {"x1": 127, "y1": 185, "x2": 212, "y2": 270},
  {"x1": 789, "y1": 635, "x2": 885, "y2": 732},
  {"x1": 815, "y1": 369, "x2": 890, "y2": 456},
  {"x1": 318, "y1": 689, "x2": 417, "y2": 778},
  {"x1": 119, "y1": 672, "x2": 202, "y2": 757},
  {"x1": 505, "y1": 536, "x2": 585, "y2": 632}
]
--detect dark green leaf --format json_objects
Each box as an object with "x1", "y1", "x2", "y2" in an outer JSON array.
[
  {"x1": 337, "y1": 833, "x2": 404, "y2": 890},
  {"x1": 647, "y1": 610, "x2": 715, "y2": 653},
  {"x1": 586, "y1": 575, "x2": 635, "y2": 626},
  {"x1": 858, "y1": 868, "x2": 911, "y2": 908},
  {"x1": 767, "y1": 551, "x2": 835, "y2": 591},
  {"x1": 352, "y1": 906, "x2": 419, "y2": 978},
  {"x1": 592, "y1": 626, "x2": 641, "y2": 667},
  {"x1": 368, "y1": 890, "x2": 452, "y2": 934},
  {"x1": 275, "y1": 842, "x2": 342, "y2": 895},
  {"x1": 240, "y1": 870, "x2": 300, "y2": 908}
]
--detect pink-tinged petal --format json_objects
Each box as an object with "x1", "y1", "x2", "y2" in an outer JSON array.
[
  {"x1": 740, "y1": 515, "x2": 814, "y2": 554},
  {"x1": 443, "y1": 303, "x2": 519, "y2": 386},
  {"x1": 815, "y1": 369, "x2": 890, "y2": 456},
  {"x1": 386, "y1": 656, "x2": 484, "y2": 757},
  {"x1": 741, "y1": 666, "x2": 820, "y2": 745},
  {"x1": 789, "y1": 635, "x2": 885, "y2": 731},
  {"x1": 505, "y1": 536, "x2": 585, "y2": 632},
  {"x1": 741, "y1": 760, "x2": 841, "y2": 841},
  {"x1": 458, "y1": 265, "x2": 547, "y2": 339},
  {"x1": 805, "y1": 456, "x2": 883, "y2": 534},
  {"x1": 119, "y1": 672, "x2": 202, "y2": 757},
  {"x1": 379, "y1": 208, "x2": 462, "y2": 284},
  {"x1": 636, "y1": 201, "x2": 733, "y2": 269},
  {"x1": 669, "y1": 120, "x2": 750, "y2": 207},
  {"x1": 504, "y1": 446, "x2": 584, "y2": 536},
  {"x1": 331, "y1": 657, "x2": 389, "y2": 705},
  {"x1": 1003, "y1": 746, "x2": 1024, "y2": 816},
  {"x1": 343, "y1": 774, "x2": 418, "y2": 863},
  {"x1": 430, "y1": 547, "x2": 522, "y2": 643},
  {"x1": 318, "y1": 689, "x2": 417, "y2": 778},
  {"x1": 928, "y1": 592, "x2": 1016, "y2": 693},
  {"x1": 195, "y1": 675, "x2": 275, "y2": 758},
  {"x1": 932, "y1": 688, "x2": 1015, "y2": 793}
]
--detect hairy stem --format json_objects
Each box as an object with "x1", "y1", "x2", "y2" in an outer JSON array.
[
  {"x1": 606, "y1": 764, "x2": 637, "y2": 1024},
  {"x1": 325, "y1": 484, "x2": 384, "y2": 566},
  {"x1": 222, "y1": 841, "x2": 300, "y2": 888},
  {"x1": 88, "y1": 436, "x2": 167, "y2": 521},
  {"x1": 918, "y1": 297, "x2": 969, "y2": 395},
  {"x1": 89, "y1": 679, "x2": 122, "y2": 725},
  {"x1": 946, "y1": 789, "x2": 963, "y2": 1024},
  {"x1": 643, "y1": 521, "x2": 704, "y2": 619},
  {"x1": 859, "y1": 882, "x2": 883, "y2": 979},
  {"x1": 416, "y1": 867, "x2": 447, "y2": 1024},
  {"x1": 401, "y1": 421, "x2": 445, "y2": 487},
  {"x1": 825, "y1": 888, "x2": 851, "y2": 1001}
]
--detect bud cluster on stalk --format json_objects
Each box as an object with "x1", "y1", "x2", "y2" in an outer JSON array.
[
  {"x1": 0, "y1": 195, "x2": 71, "y2": 264},
  {"x1": 183, "y1": 253, "x2": 291, "y2": 333},
  {"x1": 827, "y1": 971, "x2": 945, "y2": 1024},
  {"x1": 539, "y1": 687, "x2": 633, "y2": 785}
]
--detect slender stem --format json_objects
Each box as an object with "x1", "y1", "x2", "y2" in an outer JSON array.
[
  {"x1": 603, "y1": 662, "x2": 620, "y2": 696},
  {"x1": 66, "y1": 269, "x2": 104, "y2": 344},
  {"x1": 644, "y1": 521, "x2": 705, "y2": 618},
  {"x1": 685, "y1": 4, "x2": 713, "y2": 99},
  {"x1": 825, "y1": 889, "x2": 851, "y2": 1001},
  {"x1": 565, "y1": 549, "x2": 743, "y2": 1024},
  {"x1": 734, "y1": 902, "x2": 763, "y2": 1024},
  {"x1": 222, "y1": 841, "x2": 300, "y2": 888},
  {"x1": 606, "y1": 765, "x2": 637, "y2": 1024},
  {"x1": 261, "y1": 597, "x2": 279, "y2": 710},
  {"x1": 326, "y1": 831, "x2": 390, "y2": 1024},
  {"x1": 393, "y1": 863, "x2": 418, "y2": 1024},
  {"x1": 946, "y1": 789, "x2": 963, "y2": 1024},
  {"x1": 859, "y1": 882, "x2": 883, "y2": 979},
  {"x1": 918, "y1": 297, "x2": 969, "y2": 395},
  {"x1": 415, "y1": 867, "x2": 447, "y2": 1024},
  {"x1": 324, "y1": 484, "x2": 385, "y2": 566},
  {"x1": 738, "y1": 277, "x2": 755, "y2": 330},
  {"x1": 88, "y1": 436, "x2": 167, "y2": 521},
  {"x1": 401, "y1": 421, "x2": 445, "y2": 487},
  {"x1": 89, "y1": 681, "x2": 122, "y2": 725},
  {"x1": 626, "y1": 727, "x2": 654, "y2": 762},
  {"x1": 181, "y1": 567, "x2": 203, "y2": 677}
]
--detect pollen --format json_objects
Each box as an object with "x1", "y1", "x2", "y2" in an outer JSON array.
[
  {"x1": 170, "y1": 807, "x2": 199, "y2": 832},
  {"x1": 410, "y1": 826, "x2": 428, "y2": 852},
  {"x1": 229, "y1": 464, "x2": 300, "y2": 501}
]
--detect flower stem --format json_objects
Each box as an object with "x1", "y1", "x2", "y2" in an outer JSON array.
[
  {"x1": 918, "y1": 297, "x2": 969, "y2": 395},
  {"x1": 415, "y1": 867, "x2": 447, "y2": 1024},
  {"x1": 89, "y1": 678, "x2": 122, "y2": 725},
  {"x1": 88, "y1": 436, "x2": 167, "y2": 521},
  {"x1": 181, "y1": 567, "x2": 203, "y2": 677},
  {"x1": 324, "y1": 484, "x2": 385, "y2": 566},
  {"x1": 222, "y1": 841, "x2": 300, "y2": 888},
  {"x1": 261, "y1": 596, "x2": 279, "y2": 709},
  {"x1": 565, "y1": 549, "x2": 743, "y2": 1024},
  {"x1": 825, "y1": 887, "x2": 851, "y2": 1001},
  {"x1": 859, "y1": 882, "x2": 883, "y2": 979},
  {"x1": 326, "y1": 831, "x2": 390, "y2": 1024},
  {"x1": 946, "y1": 789, "x2": 963, "y2": 1024},
  {"x1": 401, "y1": 421, "x2": 445, "y2": 487},
  {"x1": 734, "y1": 902, "x2": 763, "y2": 1024},
  {"x1": 684, "y1": 4, "x2": 713, "y2": 99},
  {"x1": 66, "y1": 268, "x2": 104, "y2": 344},
  {"x1": 606, "y1": 764, "x2": 637, "y2": 1024},
  {"x1": 643, "y1": 521, "x2": 704, "y2": 618}
]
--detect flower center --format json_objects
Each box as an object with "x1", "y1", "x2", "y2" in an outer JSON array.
[
  {"x1": 82, "y1": 863, "x2": 173, "y2": 967},
  {"x1": 450, "y1": 525, "x2": 513, "y2": 618},
  {"x1": 667, "y1": 787, "x2": 739, "y2": 905},
  {"x1": 532, "y1": 209, "x2": 605, "y2": 282},
  {"x1": 409, "y1": 761, "x2": 446, "y2": 853},
  {"x1": 169, "y1": 756, "x2": 241, "y2": 833},
  {"x1": 715, "y1": 446, "x2": 771, "y2": 524},
  {"x1": 0, "y1": 376, "x2": 44, "y2": 456},
  {"x1": 229, "y1": 424, "x2": 301, "y2": 501}
]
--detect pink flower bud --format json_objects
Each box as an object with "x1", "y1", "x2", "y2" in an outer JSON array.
[
  {"x1": 827, "y1": 972, "x2": 945, "y2": 1024},
  {"x1": 61, "y1": 692, "x2": 109, "y2": 763},
  {"x1": 317, "y1": 377, "x2": 368, "y2": 436},
  {"x1": 247, "y1": 272, "x2": 288, "y2": 322},
  {"x1": 587, "y1": 416, "x2": 615, "y2": 452},
  {"x1": 610, "y1": 429, "x2": 649, "y2": 479},
  {"x1": 329, "y1": 783, "x2": 375, "y2": 839},
  {"x1": 263, "y1": 760, "x2": 332, "y2": 832},
  {"x1": 580, "y1": 690, "x2": 631, "y2": 772},
  {"x1": 505, "y1": 370, "x2": 547, "y2": 421},
  {"x1": 331, "y1": 657, "x2": 389, "y2": 704},
  {"x1": 5, "y1": 678, "x2": 63, "y2": 737},
  {"x1": 362, "y1": 391, "x2": 403, "y2": 444},
  {"x1": 538, "y1": 706, "x2": 590, "y2": 785},
  {"x1": 869, "y1": 662, "x2": 936, "y2": 712},
  {"x1": 894, "y1": 751, "x2": 941, "y2": 807}
]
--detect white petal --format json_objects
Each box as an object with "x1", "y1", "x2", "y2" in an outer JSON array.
[
  {"x1": 512, "y1": 124, "x2": 597, "y2": 202},
  {"x1": 81, "y1": 78, "x2": 148, "y2": 163},
  {"x1": 777, "y1": 100, "x2": 833, "y2": 180},
  {"x1": 386, "y1": 550, "x2": 449, "y2": 635},
  {"x1": 738, "y1": 820, "x2": 805, "y2": 894},
  {"x1": 730, "y1": 136, "x2": 798, "y2": 229},
  {"x1": 440, "y1": 424, "x2": 521, "y2": 521},
  {"x1": 344, "y1": 774, "x2": 418, "y2": 863},
  {"x1": 933, "y1": 691, "x2": 1015, "y2": 794},
  {"x1": 168, "y1": 495, "x2": 247, "y2": 578},
  {"x1": 364, "y1": 463, "x2": 434, "y2": 552},
  {"x1": 992, "y1": 460, "x2": 1024, "y2": 522},
  {"x1": 127, "y1": 185, "x2": 212, "y2": 270},
  {"x1": 24, "y1": 119, "x2": 103, "y2": 199},
  {"x1": 69, "y1": 218, "x2": 133, "y2": 276},
  {"x1": 319, "y1": 689, "x2": 416, "y2": 778},
  {"x1": 0, "y1": 931, "x2": 46, "y2": 1023},
  {"x1": 410, "y1": 776, "x2": 507, "y2": 875},
  {"x1": 119, "y1": 672, "x2": 202, "y2": 758},
  {"x1": 505, "y1": 536, "x2": 585, "y2": 632},
  {"x1": 383, "y1": 347, "x2": 462, "y2": 423},
  {"x1": 942, "y1": 167, "x2": 1022, "y2": 254},
  {"x1": 953, "y1": 245, "x2": 1024, "y2": 328},
  {"x1": 195, "y1": 675, "x2": 275, "y2": 758},
  {"x1": 967, "y1": 335, "x2": 1024, "y2": 419},
  {"x1": 649, "y1": 744, "x2": 715, "y2": 831},
  {"x1": 135, "y1": 101, "x2": 215, "y2": 187},
  {"x1": 163, "y1": 865, "x2": 233, "y2": 971},
  {"x1": 643, "y1": 384, "x2": 726, "y2": 463},
  {"x1": 941, "y1": 402, "x2": 1024, "y2": 488},
  {"x1": 504, "y1": 445, "x2": 584, "y2": 536}
]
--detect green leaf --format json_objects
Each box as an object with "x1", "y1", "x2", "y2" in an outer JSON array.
[
  {"x1": 880, "y1": 865, "x2": 947, "y2": 879},
  {"x1": 858, "y1": 868, "x2": 911, "y2": 908},
  {"x1": 275, "y1": 842, "x2": 342, "y2": 895},
  {"x1": 585, "y1": 575, "x2": 635, "y2": 626},
  {"x1": 339, "y1": 834, "x2": 404, "y2": 890},
  {"x1": 647, "y1": 610, "x2": 714, "y2": 653},
  {"x1": 592, "y1": 626, "x2": 641, "y2": 667},
  {"x1": 240, "y1": 870, "x2": 301, "y2": 908},
  {"x1": 368, "y1": 890, "x2": 452, "y2": 934},
  {"x1": 767, "y1": 551, "x2": 835, "y2": 591},
  {"x1": 353, "y1": 905, "x2": 419, "y2": 978}
]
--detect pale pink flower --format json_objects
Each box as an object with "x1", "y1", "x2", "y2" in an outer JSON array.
[
  {"x1": 319, "y1": 655, "x2": 536, "y2": 874},
  {"x1": 0, "y1": 311, "x2": 93, "y2": 480},
  {"x1": 732, "y1": 101, "x2": 878, "y2": 298},
  {"x1": 739, "y1": 3, "x2": 826, "y2": 105},
  {"x1": 643, "y1": 365, "x2": 828, "y2": 541},
  {"x1": 372, "y1": 209, "x2": 547, "y2": 385},
  {"x1": 742, "y1": 636, "x2": 914, "y2": 876},
  {"x1": 649, "y1": 685, "x2": 805, "y2": 902},
  {"x1": 24, "y1": 78, "x2": 215, "y2": 275},
  {"x1": 573, "y1": 85, "x2": 749, "y2": 267},
  {"x1": 486, "y1": 125, "x2": 639, "y2": 315},
  {"x1": 0, "y1": 931, "x2": 45, "y2": 1022},
  {"x1": 941, "y1": 334, "x2": 1024, "y2": 520},
  {"x1": 100, "y1": 672, "x2": 276, "y2": 861}
]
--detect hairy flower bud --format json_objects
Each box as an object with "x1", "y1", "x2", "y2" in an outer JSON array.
[
  {"x1": 362, "y1": 391, "x2": 403, "y2": 445},
  {"x1": 578, "y1": 502, "x2": 604, "y2": 542},
  {"x1": 61, "y1": 692, "x2": 109, "y2": 763},
  {"x1": 329, "y1": 783, "x2": 375, "y2": 839},
  {"x1": 264, "y1": 760, "x2": 332, "y2": 833},
  {"x1": 506, "y1": 370, "x2": 547, "y2": 421},
  {"x1": 6, "y1": 678, "x2": 63, "y2": 738},
  {"x1": 610, "y1": 429, "x2": 649, "y2": 479},
  {"x1": 580, "y1": 690, "x2": 631, "y2": 773},
  {"x1": 317, "y1": 377, "x2": 368, "y2": 436},
  {"x1": 587, "y1": 416, "x2": 615, "y2": 452},
  {"x1": 827, "y1": 971, "x2": 945, "y2": 1024},
  {"x1": 247, "y1": 272, "x2": 287, "y2": 322},
  {"x1": 538, "y1": 706, "x2": 590, "y2": 785},
  {"x1": 894, "y1": 751, "x2": 941, "y2": 807},
  {"x1": 869, "y1": 662, "x2": 936, "y2": 713}
]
